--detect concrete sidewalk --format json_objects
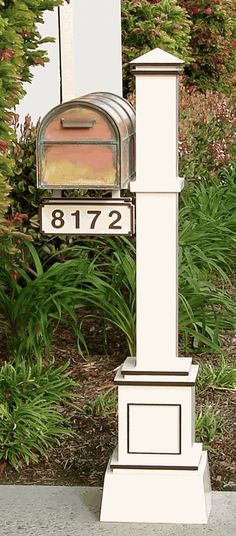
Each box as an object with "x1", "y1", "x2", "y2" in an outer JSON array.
[{"x1": 0, "y1": 486, "x2": 235, "y2": 536}]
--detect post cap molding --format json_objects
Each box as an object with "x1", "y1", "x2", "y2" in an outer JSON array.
[{"x1": 130, "y1": 48, "x2": 184, "y2": 74}]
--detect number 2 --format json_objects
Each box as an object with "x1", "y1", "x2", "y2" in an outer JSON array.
[{"x1": 109, "y1": 210, "x2": 122, "y2": 229}]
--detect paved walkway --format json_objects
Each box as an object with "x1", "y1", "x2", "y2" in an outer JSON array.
[{"x1": 0, "y1": 487, "x2": 235, "y2": 536}]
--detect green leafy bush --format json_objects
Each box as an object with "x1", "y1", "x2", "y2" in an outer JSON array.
[
  {"x1": 0, "y1": 0, "x2": 62, "y2": 255},
  {"x1": 0, "y1": 236, "x2": 135, "y2": 358},
  {"x1": 179, "y1": 176, "x2": 236, "y2": 351},
  {"x1": 0, "y1": 359, "x2": 75, "y2": 469},
  {"x1": 196, "y1": 358, "x2": 236, "y2": 393},
  {"x1": 121, "y1": 0, "x2": 192, "y2": 95},
  {"x1": 9, "y1": 116, "x2": 73, "y2": 262},
  {"x1": 80, "y1": 239, "x2": 136, "y2": 356},
  {"x1": 68, "y1": 231, "x2": 235, "y2": 356},
  {"x1": 147, "y1": 0, "x2": 236, "y2": 91},
  {"x1": 0, "y1": 240, "x2": 92, "y2": 358},
  {"x1": 178, "y1": 0, "x2": 236, "y2": 91},
  {"x1": 195, "y1": 404, "x2": 223, "y2": 445},
  {"x1": 83, "y1": 388, "x2": 117, "y2": 418},
  {"x1": 179, "y1": 87, "x2": 236, "y2": 183},
  {"x1": 180, "y1": 177, "x2": 236, "y2": 278},
  {"x1": 0, "y1": 226, "x2": 235, "y2": 360}
]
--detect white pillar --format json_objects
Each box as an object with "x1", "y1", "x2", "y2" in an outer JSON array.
[
  {"x1": 129, "y1": 48, "x2": 189, "y2": 373},
  {"x1": 16, "y1": 1, "x2": 122, "y2": 122},
  {"x1": 132, "y1": 49, "x2": 184, "y2": 372},
  {"x1": 100, "y1": 48, "x2": 211, "y2": 524},
  {"x1": 60, "y1": 0, "x2": 122, "y2": 99},
  {"x1": 58, "y1": 2, "x2": 76, "y2": 101}
]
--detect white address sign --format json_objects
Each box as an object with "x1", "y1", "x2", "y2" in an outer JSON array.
[{"x1": 40, "y1": 199, "x2": 135, "y2": 236}]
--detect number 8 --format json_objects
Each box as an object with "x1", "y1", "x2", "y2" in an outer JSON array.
[{"x1": 51, "y1": 209, "x2": 65, "y2": 229}]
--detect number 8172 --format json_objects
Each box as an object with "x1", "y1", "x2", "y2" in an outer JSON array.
[
  {"x1": 40, "y1": 201, "x2": 134, "y2": 236},
  {"x1": 51, "y1": 208, "x2": 122, "y2": 230}
]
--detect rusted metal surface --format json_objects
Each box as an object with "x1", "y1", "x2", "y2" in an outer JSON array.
[{"x1": 37, "y1": 92, "x2": 135, "y2": 189}]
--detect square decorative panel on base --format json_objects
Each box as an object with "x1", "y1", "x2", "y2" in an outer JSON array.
[
  {"x1": 100, "y1": 450, "x2": 211, "y2": 524},
  {"x1": 128, "y1": 403, "x2": 181, "y2": 454}
]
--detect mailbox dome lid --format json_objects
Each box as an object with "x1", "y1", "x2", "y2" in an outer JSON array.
[{"x1": 78, "y1": 92, "x2": 135, "y2": 138}]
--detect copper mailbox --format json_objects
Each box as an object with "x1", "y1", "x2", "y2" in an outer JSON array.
[{"x1": 36, "y1": 92, "x2": 135, "y2": 190}]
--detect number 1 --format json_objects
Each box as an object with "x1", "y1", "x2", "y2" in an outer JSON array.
[{"x1": 71, "y1": 210, "x2": 80, "y2": 229}]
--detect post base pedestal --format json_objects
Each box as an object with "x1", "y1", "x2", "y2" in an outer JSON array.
[{"x1": 100, "y1": 450, "x2": 211, "y2": 524}]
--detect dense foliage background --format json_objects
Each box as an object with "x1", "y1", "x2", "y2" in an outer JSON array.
[
  {"x1": 145, "y1": 0, "x2": 236, "y2": 92},
  {"x1": 121, "y1": 0, "x2": 192, "y2": 94},
  {"x1": 0, "y1": 0, "x2": 62, "y2": 259},
  {"x1": 0, "y1": 0, "x2": 235, "y2": 471}
]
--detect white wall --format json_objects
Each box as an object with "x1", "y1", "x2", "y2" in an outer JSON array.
[
  {"x1": 16, "y1": 1, "x2": 122, "y2": 125},
  {"x1": 16, "y1": 8, "x2": 60, "y2": 125},
  {"x1": 72, "y1": 0, "x2": 122, "y2": 97}
]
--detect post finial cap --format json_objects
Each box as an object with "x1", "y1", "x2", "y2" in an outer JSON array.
[{"x1": 130, "y1": 48, "x2": 184, "y2": 74}]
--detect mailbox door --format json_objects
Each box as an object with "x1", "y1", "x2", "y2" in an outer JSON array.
[
  {"x1": 38, "y1": 104, "x2": 120, "y2": 189},
  {"x1": 41, "y1": 143, "x2": 118, "y2": 189}
]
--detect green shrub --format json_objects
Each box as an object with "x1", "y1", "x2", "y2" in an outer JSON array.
[
  {"x1": 0, "y1": 224, "x2": 235, "y2": 360},
  {"x1": 121, "y1": 0, "x2": 192, "y2": 95},
  {"x1": 180, "y1": 177, "x2": 236, "y2": 278},
  {"x1": 195, "y1": 404, "x2": 224, "y2": 445},
  {"x1": 178, "y1": 0, "x2": 236, "y2": 91},
  {"x1": 179, "y1": 87, "x2": 236, "y2": 183},
  {"x1": 0, "y1": 359, "x2": 75, "y2": 469},
  {"x1": 83, "y1": 388, "x2": 118, "y2": 418},
  {"x1": 9, "y1": 116, "x2": 72, "y2": 262},
  {"x1": 147, "y1": 0, "x2": 236, "y2": 91},
  {"x1": 196, "y1": 358, "x2": 236, "y2": 393},
  {"x1": 0, "y1": 0, "x2": 62, "y2": 256},
  {"x1": 0, "y1": 240, "x2": 92, "y2": 358},
  {"x1": 70, "y1": 232, "x2": 235, "y2": 356},
  {"x1": 81, "y1": 242, "x2": 136, "y2": 356},
  {"x1": 179, "y1": 176, "x2": 236, "y2": 351},
  {"x1": 0, "y1": 236, "x2": 136, "y2": 359}
]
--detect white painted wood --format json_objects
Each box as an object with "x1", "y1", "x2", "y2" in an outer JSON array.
[
  {"x1": 16, "y1": 9, "x2": 60, "y2": 124},
  {"x1": 101, "y1": 48, "x2": 211, "y2": 524},
  {"x1": 100, "y1": 451, "x2": 211, "y2": 523},
  {"x1": 130, "y1": 49, "x2": 184, "y2": 371},
  {"x1": 112, "y1": 190, "x2": 121, "y2": 198},
  {"x1": 131, "y1": 48, "x2": 184, "y2": 66},
  {"x1": 121, "y1": 355, "x2": 192, "y2": 375},
  {"x1": 59, "y1": 3, "x2": 76, "y2": 101},
  {"x1": 116, "y1": 371, "x2": 202, "y2": 467},
  {"x1": 131, "y1": 179, "x2": 185, "y2": 193},
  {"x1": 128, "y1": 404, "x2": 180, "y2": 454},
  {"x1": 134, "y1": 75, "x2": 178, "y2": 188},
  {"x1": 72, "y1": 0, "x2": 122, "y2": 97},
  {"x1": 135, "y1": 193, "x2": 178, "y2": 369}
]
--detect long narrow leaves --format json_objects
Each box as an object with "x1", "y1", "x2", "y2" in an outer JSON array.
[{"x1": 0, "y1": 360, "x2": 76, "y2": 469}]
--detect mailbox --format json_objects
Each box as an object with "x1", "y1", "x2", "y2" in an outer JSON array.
[{"x1": 36, "y1": 92, "x2": 135, "y2": 190}]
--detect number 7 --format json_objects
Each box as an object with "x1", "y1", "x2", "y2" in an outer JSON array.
[{"x1": 87, "y1": 210, "x2": 101, "y2": 229}]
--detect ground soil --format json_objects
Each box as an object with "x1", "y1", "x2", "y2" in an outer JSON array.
[{"x1": 0, "y1": 318, "x2": 235, "y2": 490}]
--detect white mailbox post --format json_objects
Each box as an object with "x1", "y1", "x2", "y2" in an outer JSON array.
[{"x1": 100, "y1": 48, "x2": 212, "y2": 524}]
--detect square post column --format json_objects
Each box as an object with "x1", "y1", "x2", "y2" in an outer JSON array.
[
  {"x1": 123, "y1": 49, "x2": 189, "y2": 374},
  {"x1": 100, "y1": 49, "x2": 211, "y2": 524}
]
